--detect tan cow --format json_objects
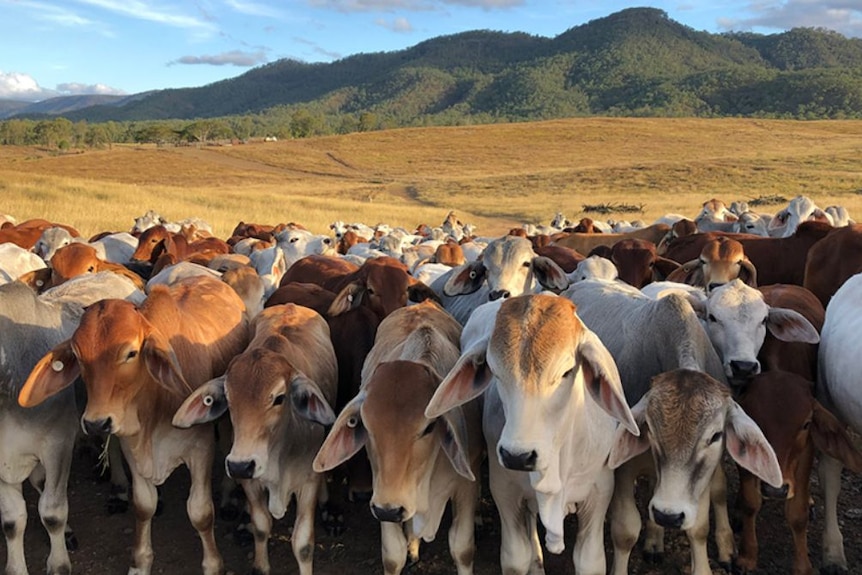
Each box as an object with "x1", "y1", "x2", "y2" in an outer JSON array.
[
  {"x1": 552, "y1": 223, "x2": 671, "y2": 255},
  {"x1": 48, "y1": 242, "x2": 146, "y2": 290},
  {"x1": 314, "y1": 301, "x2": 481, "y2": 575},
  {"x1": 174, "y1": 304, "x2": 337, "y2": 575},
  {"x1": 667, "y1": 236, "x2": 757, "y2": 292},
  {"x1": 19, "y1": 276, "x2": 249, "y2": 575}
]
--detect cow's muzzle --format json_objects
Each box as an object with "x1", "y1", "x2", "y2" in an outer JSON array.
[
  {"x1": 226, "y1": 459, "x2": 256, "y2": 479},
  {"x1": 371, "y1": 504, "x2": 405, "y2": 523},
  {"x1": 499, "y1": 446, "x2": 538, "y2": 471},
  {"x1": 761, "y1": 482, "x2": 790, "y2": 500},
  {"x1": 652, "y1": 507, "x2": 685, "y2": 529},
  {"x1": 83, "y1": 417, "x2": 113, "y2": 435}
]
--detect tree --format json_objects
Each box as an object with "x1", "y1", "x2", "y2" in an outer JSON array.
[{"x1": 180, "y1": 119, "x2": 232, "y2": 143}]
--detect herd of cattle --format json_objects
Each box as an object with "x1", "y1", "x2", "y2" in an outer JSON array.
[{"x1": 1, "y1": 193, "x2": 862, "y2": 575}]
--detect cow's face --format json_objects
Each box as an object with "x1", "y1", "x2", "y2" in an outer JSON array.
[
  {"x1": 49, "y1": 243, "x2": 100, "y2": 287},
  {"x1": 131, "y1": 225, "x2": 169, "y2": 262},
  {"x1": 703, "y1": 281, "x2": 768, "y2": 382}
]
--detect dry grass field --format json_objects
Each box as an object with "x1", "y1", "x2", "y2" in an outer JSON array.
[{"x1": 1, "y1": 117, "x2": 861, "y2": 238}]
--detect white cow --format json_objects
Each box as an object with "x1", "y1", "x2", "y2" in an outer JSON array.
[
  {"x1": 817, "y1": 272, "x2": 862, "y2": 572},
  {"x1": 274, "y1": 228, "x2": 337, "y2": 269},
  {"x1": 694, "y1": 199, "x2": 738, "y2": 233},
  {"x1": 567, "y1": 255, "x2": 618, "y2": 283},
  {"x1": 0, "y1": 243, "x2": 46, "y2": 285},
  {"x1": 768, "y1": 195, "x2": 832, "y2": 238},
  {"x1": 426, "y1": 294, "x2": 637, "y2": 575}
]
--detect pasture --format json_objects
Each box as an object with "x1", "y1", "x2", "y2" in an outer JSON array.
[{"x1": 1, "y1": 117, "x2": 862, "y2": 236}]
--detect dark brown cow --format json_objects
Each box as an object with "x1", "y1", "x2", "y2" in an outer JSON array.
[
  {"x1": 656, "y1": 218, "x2": 697, "y2": 254},
  {"x1": 803, "y1": 224, "x2": 862, "y2": 309},
  {"x1": 337, "y1": 230, "x2": 368, "y2": 255},
  {"x1": 571, "y1": 217, "x2": 603, "y2": 233},
  {"x1": 280, "y1": 255, "x2": 437, "y2": 321},
  {"x1": 553, "y1": 223, "x2": 671, "y2": 255},
  {"x1": 610, "y1": 238, "x2": 680, "y2": 289},
  {"x1": 532, "y1": 244, "x2": 584, "y2": 273},
  {"x1": 18, "y1": 276, "x2": 249, "y2": 575},
  {"x1": 663, "y1": 221, "x2": 832, "y2": 286},
  {"x1": 758, "y1": 285, "x2": 824, "y2": 382},
  {"x1": 736, "y1": 371, "x2": 862, "y2": 575}
]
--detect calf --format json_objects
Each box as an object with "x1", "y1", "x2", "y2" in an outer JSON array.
[
  {"x1": 174, "y1": 304, "x2": 337, "y2": 575},
  {"x1": 609, "y1": 238, "x2": 679, "y2": 289},
  {"x1": 759, "y1": 284, "x2": 824, "y2": 381},
  {"x1": 19, "y1": 276, "x2": 249, "y2": 575},
  {"x1": 48, "y1": 242, "x2": 146, "y2": 290},
  {"x1": 315, "y1": 302, "x2": 481, "y2": 575},
  {"x1": 609, "y1": 369, "x2": 782, "y2": 575},
  {"x1": 803, "y1": 223, "x2": 862, "y2": 308},
  {"x1": 736, "y1": 371, "x2": 862, "y2": 575},
  {"x1": 426, "y1": 294, "x2": 637, "y2": 574},
  {"x1": 667, "y1": 236, "x2": 756, "y2": 292}
]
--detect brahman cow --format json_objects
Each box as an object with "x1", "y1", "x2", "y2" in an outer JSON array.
[
  {"x1": 815, "y1": 272, "x2": 862, "y2": 573},
  {"x1": 608, "y1": 369, "x2": 782, "y2": 575},
  {"x1": 768, "y1": 195, "x2": 832, "y2": 238},
  {"x1": 0, "y1": 243, "x2": 46, "y2": 285},
  {"x1": 759, "y1": 284, "x2": 825, "y2": 381},
  {"x1": 174, "y1": 304, "x2": 337, "y2": 575},
  {"x1": 552, "y1": 223, "x2": 671, "y2": 256},
  {"x1": 48, "y1": 243, "x2": 146, "y2": 291},
  {"x1": 431, "y1": 235, "x2": 568, "y2": 325},
  {"x1": 736, "y1": 371, "x2": 862, "y2": 575},
  {"x1": 1, "y1": 273, "x2": 144, "y2": 575},
  {"x1": 315, "y1": 301, "x2": 482, "y2": 575},
  {"x1": 562, "y1": 279, "x2": 738, "y2": 573},
  {"x1": 666, "y1": 236, "x2": 757, "y2": 292},
  {"x1": 803, "y1": 223, "x2": 862, "y2": 308},
  {"x1": 425, "y1": 294, "x2": 637, "y2": 575},
  {"x1": 694, "y1": 198, "x2": 739, "y2": 232},
  {"x1": 19, "y1": 275, "x2": 249, "y2": 575},
  {"x1": 608, "y1": 238, "x2": 679, "y2": 289}
]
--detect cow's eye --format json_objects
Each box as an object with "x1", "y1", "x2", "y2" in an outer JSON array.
[
  {"x1": 366, "y1": 287, "x2": 375, "y2": 295},
  {"x1": 522, "y1": 261, "x2": 530, "y2": 268},
  {"x1": 273, "y1": 394, "x2": 285, "y2": 406},
  {"x1": 289, "y1": 237, "x2": 299, "y2": 243},
  {"x1": 562, "y1": 368, "x2": 574, "y2": 379},
  {"x1": 802, "y1": 420, "x2": 811, "y2": 430},
  {"x1": 708, "y1": 431, "x2": 723, "y2": 445},
  {"x1": 87, "y1": 266, "x2": 95, "y2": 273},
  {"x1": 708, "y1": 314, "x2": 717, "y2": 323},
  {"x1": 421, "y1": 420, "x2": 437, "y2": 437},
  {"x1": 126, "y1": 350, "x2": 138, "y2": 361}
]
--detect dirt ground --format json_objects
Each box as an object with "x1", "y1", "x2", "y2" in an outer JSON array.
[{"x1": 4, "y1": 447, "x2": 862, "y2": 575}]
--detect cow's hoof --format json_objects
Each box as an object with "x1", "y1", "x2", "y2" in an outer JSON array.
[
  {"x1": 320, "y1": 504, "x2": 345, "y2": 537},
  {"x1": 65, "y1": 531, "x2": 79, "y2": 552}
]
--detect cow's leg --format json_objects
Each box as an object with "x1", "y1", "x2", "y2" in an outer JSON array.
[
  {"x1": 241, "y1": 479, "x2": 271, "y2": 575},
  {"x1": 610, "y1": 460, "x2": 641, "y2": 575},
  {"x1": 787, "y1": 451, "x2": 814, "y2": 575},
  {"x1": 38, "y1": 448, "x2": 73, "y2": 575},
  {"x1": 449, "y1": 482, "x2": 478, "y2": 575},
  {"x1": 186, "y1": 445, "x2": 222, "y2": 575},
  {"x1": 710, "y1": 465, "x2": 735, "y2": 569},
  {"x1": 573, "y1": 471, "x2": 611, "y2": 575},
  {"x1": 380, "y1": 521, "x2": 408, "y2": 575},
  {"x1": 492, "y1": 472, "x2": 538, "y2": 575},
  {"x1": 819, "y1": 454, "x2": 847, "y2": 572},
  {"x1": 641, "y1": 474, "x2": 664, "y2": 561},
  {"x1": 215, "y1": 420, "x2": 240, "y2": 521},
  {"x1": 685, "y1": 490, "x2": 712, "y2": 575},
  {"x1": 292, "y1": 480, "x2": 318, "y2": 575},
  {"x1": 735, "y1": 469, "x2": 762, "y2": 573},
  {"x1": 106, "y1": 438, "x2": 130, "y2": 514},
  {"x1": 128, "y1": 471, "x2": 157, "y2": 575},
  {"x1": 0, "y1": 481, "x2": 28, "y2": 575}
]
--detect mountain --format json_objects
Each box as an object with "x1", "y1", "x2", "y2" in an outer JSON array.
[
  {"x1": 0, "y1": 93, "x2": 153, "y2": 120},
  {"x1": 0, "y1": 100, "x2": 30, "y2": 118},
  {"x1": 14, "y1": 7, "x2": 862, "y2": 124}
]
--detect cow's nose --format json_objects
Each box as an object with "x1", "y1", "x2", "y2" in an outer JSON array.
[
  {"x1": 83, "y1": 417, "x2": 112, "y2": 435},
  {"x1": 761, "y1": 482, "x2": 790, "y2": 500},
  {"x1": 652, "y1": 507, "x2": 684, "y2": 529},
  {"x1": 730, "y1": 360, "x2": 759, "y2": 379},
  {"x1": 370, "y1": 504, "x2": 405, "y2": 523},
  {"x1": 226, "y1": 459, "x2": 256, "y2": 479},
  {"x1": 707, "y1": 282, "x2": 725, "y2": 292},
  {"x1": 489, "y1": 290, "x2": 511, "y2": 301},
  {"x1": 499, "y1": 446, "x2": 538, "y2": 471}
]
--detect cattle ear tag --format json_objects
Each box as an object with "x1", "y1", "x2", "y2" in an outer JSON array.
[
  {"x1": 203, "y1": 395, "x2": 214, "y2": 407},
  {"x1": 52, "y1": 360, "x2": 64, "y2": 372},
  {"x1": 347, "y1": 415, "x2": 359, "y2": 428},
  {"x1": 347, "y1": 294, "x2": 354, "y2": 304}
]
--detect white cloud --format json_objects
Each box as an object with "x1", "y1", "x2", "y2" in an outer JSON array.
[
  {"x1": 56, "y1": 82, "x2": 127, "y2": 96},
  {"x1": 3, "y1": 0, "x2": 93, "y2": 26},
  {"x1": 308, "y1": 0, "x2": 522, "y2": 13},
  {"x1": 169, "y1": 50, "x2": 269, "y2": 66},
  {"x1": 375, "y1": 16, "x2": 414, "y2": 32},
  {"x1": 224, "y1": 0, "x2": 285, "y2": 18},
  {"x1": 73, "y1": 0, "x2": 216, "y2": 31},
  {"x1": 721, "y1": 1, "x2": 862, "y2": 37},
  {"x1": 0, "y1": 71, "x2": 52, "y2": 101}
]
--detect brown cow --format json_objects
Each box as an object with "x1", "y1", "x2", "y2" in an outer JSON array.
[
  {"x1": 553, "y1": 223, "x2": 671, "y2": 255},
  {"x1": 663, "y1": 221, "x2": 832, "y2": 286},
  {"x1": 666, "y1": 236, "x2": 757, "y2": 292},
  {"x1": 803, "y1": 223, "x2": 862, "y2": 308},
  {"x1": 314, "y1": 301, "x2": 481, "y2": 575},
  {"x1": 0, "y1": 219, "x2": 79, "y2": 250},
  {"x1": 736, "y1": 371, "x2": 862, "y2": 575},
  {"x1": 174, "y1": 304, "x2": 337, "y2": 575},
  {"x1": 131, "y1": 225, "x2": 229, "y2": 265},
  {"x1": 281, "y1": 255, "x2": 438, "y2": 321},
  {"x1": 610, "y1": 238, "x2": 680, "y2": 289},
  {"x1": 758, "y1": 285, "x2": 824, "y2": 382},
  {"x1": 656, "y1": 218, "x2": 697, "y2": 254},
  {"x1": 18, "y1": 276, "x2": 249, "y2": 575},
  {"x1": 47, "y1": 243, "x2": 146, "y2": 291}
]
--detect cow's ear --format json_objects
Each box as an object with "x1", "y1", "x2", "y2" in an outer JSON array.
[
  {"x1": 443, "y1": 261, "x2": 486, "y2": 296},
  {"x1": 18, "y1": 267, "x2": 53, "y2": 293},
  {"x1": 767, "y1": 307, "x2": 820, "y2": 344},
  {"x1": 425, "y1": 346, "x2": 493, "y2": 419},
  {"x1": 19, "y1": 340, "x2": 80, "y2": 407},
  {"x1": 578, "y1": 328, "x2": 639, "y2": 435},
  {"x1": 531, "y1": 256, "x2": 569, "y2": 293},
  {"x1": 142, "y1": 331, "x2": 191, "y2": 397},
  {"x1": 172, "y1": 375, "x2": 227, "y2": 428},
  {"x1": 653, "y1": 257, "x2": 681, "y2": 281},
  {"x1": 313, "y1": 393, "x2": 368, "y2": 473},
  {"x1": 739, "y1": 258, "x2": 758, "y2": 288},
  {"x1": 725, "y1": 400, "x2": 783, "y2": 488},
  {"x1": 811, "y1": 401, "x2": 862, "y2": 474},
  {"x1": 290, "y1": 373, "x2": 336, "y2": 426},
  {"x1": 438, "y1": 408, "x2": 476, "y2": 481},
  {"x1": 608, "y1": 393, "x2": 650, "y2": 468},
  {"x1": 328, "y1": 282, "x2": 365, "y2": 316}
]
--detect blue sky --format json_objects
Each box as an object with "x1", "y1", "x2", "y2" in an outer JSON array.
[{"x1": 1, "y1": 1, "x2": 860, "y2": 102}]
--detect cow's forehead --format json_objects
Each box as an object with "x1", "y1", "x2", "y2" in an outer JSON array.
[
  {"x1": 226, "y1": 348, "x2": 292, "y2": 399},
  {"x1": 73, "y1": 299, "x2": 143, "y2": 355},
  {"x1": 483, "y1": 236, "x2": 533, "y2": 265},
  {"x1": 709, "y1": 281, "x2": 765, "y2": 310},
  {"x1": 646, "y1": 371, "x2": 729, "y2": 451},
  {"x1": 363, "y1": 361, "x2": 437, "y2": 425}
]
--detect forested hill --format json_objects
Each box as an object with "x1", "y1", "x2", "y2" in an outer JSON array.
[{"x1": 45, "y1": 7, "x2": 862, "y2": 123}]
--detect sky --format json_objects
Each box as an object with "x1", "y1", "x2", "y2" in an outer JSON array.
[{"x1": 1, "y1": 0, "x2": 861, "y2": 102}]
